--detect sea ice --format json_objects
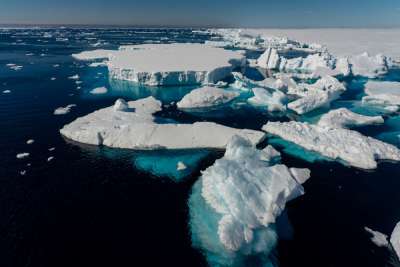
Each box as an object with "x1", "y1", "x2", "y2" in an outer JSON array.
[
  {"x1": 263, "y1": 121, "x2": 400, "y2": 169},
  {"x1": 189, "y1": 136, "x2": 309, "y2": 267},
  {"x1": 349, "y1": 53, "x2": 391, "y2": 78},
  {"x1": 2, "y1": 90, "x2": 11, "y2": 94},
  {"x1": 248, "y1": 87, "x2": 287, "y2": 112},
  {"x1": 60, "y1": 97, "x2": 265, "y2": 150},
  {"x1": 257, "y1": 47, "x2": 280, "y2": 69},
  {"x1": 26, "y1": 139, "x2": 35, "y2": 145},
  {"x1": 318, "y1": 108, "x2": 384, "y2": 129},
  {"x1": 54, "y1": 104, "x2": 76, "y2": 115},
  {"x1": 90, "y1": 86, "x2": 108, "y2": 94},
  {"x1": 177, "y1": 86, "x2": 239, "y2": 109},
  {"x1": 73, "y1": 43, "x2": 246, "y2": 86},
  {"x1": 390, "y1": 222, "x2": 400, "y2": 260},
  {"x1": 362, "y1": 81, "x2": 400, "y2": 110}
]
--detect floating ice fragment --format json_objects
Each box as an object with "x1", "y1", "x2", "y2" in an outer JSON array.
[
  {"x1": 54, "y1": 104, "x2": 76, "y2": 115},
  {"x1": 90, "y1": 86, "x2": 108, "y2": 94},
  {"x1": 177, "y1": 86, "x2": 239, "y2": 109},
  {"x1": 68, "y1": 74, "x2": 79, "y2": 80},
  {"x1": 2, "y1": 90, "x2": 11, "y2": 94},
  {"x1": 318, "y1": 108, "x2": 384, "y2": 129},
  {"x1": 177, "y1": 161, "x2": 187, "y2": 171},
  {"x1": 248, "y1": 87, "x2": 287, "y2": 112},
  {"x1": 26, "y1": 139, "x2": 35, "y2": 145},
  {"x1": 47, "y1": 156, "x2": 54, "y2": 162},
  {"x1": 364, "y1": 227, "x2": 389, "y2": 247},
  {"x1": 16, "y1": 153, "x2": 30, "y2": 159}
]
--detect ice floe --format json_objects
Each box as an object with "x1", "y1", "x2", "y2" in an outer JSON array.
[
  {"x1": 16, "y1": 153, "x2": 30, "y2": 159},
  {"x1": 263, "y1": 121, "x2": 400, "y2": 169},
  {"x1": 54, "y1": 104, "x2": 76, "y2": 115},
  {"x1": 362, "y1": 81, "x2": 400, "y2": 111},
  {"x1": 73, "y1": 43, "x2": 246, "y2": 86},
  {"x1": 189, "y1": 136, "x2": 309, "y2": 267},
  {"x1": 317, "y1": 108, "x2": 384, "y2": 129},
  {"x1": 60, "y1": 97, "x2": 265, "y2": 150},
  {"x1": 349, "y1": 53, "x2": 392, "y2": 78},
  {"x1": 248, "y1": 87, "x2": 287, "y2": 112},
  {"x1": 177, "y1": 86, "x2": 239, "y2": 109},
  {"x1": 287, "y1": 76, "x2": 345, "y2": 114},
  {"x1": 89, "y1": 86, "x2": 108, "y2": 94}
]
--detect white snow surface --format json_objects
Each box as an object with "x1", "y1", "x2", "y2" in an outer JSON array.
[
  {"x1": 200, "y1": 136, "x2": 308, "y2": 251},
  {"x1": 73, "y1": 43, "x2": 246, "y2": 86},
  {"x1": 263, "y1": 121, "x2": 400, "y2": 169},
  {"x1": 241, "y1": 28, "x2": 400, "y2": 61},
  {"x1": 60, "y1": 97, "x2": 265, "y2": 150},
  {"x1": 177, "y1": 86, "x2": 239, "y2": 109},
  {"x1": 318, "y1": 108, "x2": 384, "y2": 129}
]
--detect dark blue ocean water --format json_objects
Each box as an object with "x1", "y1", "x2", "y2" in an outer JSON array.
[{"x1": 0, "y1": 27, "x2": 400, "y2": 267}]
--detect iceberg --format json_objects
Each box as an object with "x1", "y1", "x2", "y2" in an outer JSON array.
[
  {"x1": 287, "y1": 76, "x2": 345, "y2": 114},
  {"x1": 60, "y1": 97, "x2": 265, "y2": 150},
  {"x1": 73, "y1": 43, "x2": 246, "y2": 86},
  {"x1": 248, "y1": 87, "x2": 287, "y2": 112},
  {"x1": 177, "y1": 86, "x2": 239, "y2": 109},
  {"x1": 390, "y1": 222, "x2": 400, "y2": 260},
  {"x1": 263, "y1": 121, "x2": 400, "y2": 169},
  {"x1": 349, "y1": 53, "x2": 391, "y2": 78},
  {"x1": 189, "y1": 136, "x2": 309, "y2": 267},
  {"x1": 317, "y1": 108, "x2": 384, "y2": 129}
]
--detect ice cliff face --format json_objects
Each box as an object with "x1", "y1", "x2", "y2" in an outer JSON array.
[
  {"x1": 189, "y1": 136, "x2": 309, "y2": 267},
  {"x1": 60, "y1": 97, "x2": 265, "y2": 150},
  {"x1": 263, "y1": 121, "x2": 400, "y2": 169}
]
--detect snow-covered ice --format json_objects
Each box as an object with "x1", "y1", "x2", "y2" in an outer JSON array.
[
  {"x1": 263, "y1": 121, "x2": 400, "y2": 169},
  {"x1": 73, "y1": 43, "x2": 246, "y2": 86},
  {"x1": 90, "y1": 86, "x2": 108, "y2": 94},
  {"x1": 60, "y1": 97, "x2": 265, "y2": 150},
  {"x1": 318, "y1": 108, "x2": 384, "y2": 129},
  {"x1": 189, "y1": 136, "x2": 309, "y2": 267},
  {"x1": 177, "y1": 86, "x2": 239, "y2": 109},
  {"x1": 391, "y1": 222, "x2": 400, "y2": 260},
  {"x1": 54, "y1": 104, "x2": 76, "y2": 115}
]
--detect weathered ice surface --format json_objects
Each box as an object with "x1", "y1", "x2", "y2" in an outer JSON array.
[
  {"x1": 177, "y1": 86, "x2": 239, "y2": 109},
  {"x1": 60, "y1": 97, "x2": 265, "y2": 150},
  {"x1": 73, "y1": 43, "x2": 246, "y2": 86},
  {"x1": 189, "y1": 136, "x2": 309, "y2": 267},
  {"x1": 263, "y1": 121, "x2": 400, "y2": 169},
  {"x1": 318, "y1": 108, "x2": 384, "y2": 129}
]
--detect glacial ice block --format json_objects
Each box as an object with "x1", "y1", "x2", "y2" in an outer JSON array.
[
  {"x1": 189, "y1": 136, "x2": 308, "y2": 267},
  {"x1": 263, "y1": 121, "x2": 400, "y2": 169},
  {"x1": 74, "y1": 44, "x2": 246, "y2": 86},
  {"x1": 177, "y1": 86, "x2": 239, "y2": 109},
  {"x1": 318, "y1": 108, "x2": 384, "y2": 129},
  {"x1": 287, "y1": 76, "x2": 345, "y2": 114},
  {"x1": 60, "y1": 97, "x2": 265, "y2": 150}
]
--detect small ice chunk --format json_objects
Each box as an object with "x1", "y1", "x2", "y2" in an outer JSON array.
[
  {"x1": 51, "y1": 77, "x2": 56, "y2": 81},
  {"x1": 20, "y1": 170, "x2": 26, "y2": 176},
  {"x1": 90, "y1": 86, "x2": 108, "y2": 94},
  {"x1": 113, "y1": 99, "x2": 129, "y2": 111},
  {"x1": 318, "y1": 108, "x2": 384, "y2": 129},
  {"x1": 47, "y1": 156, "x2": 54, "y2": 162},
  {"x1": 16, "y1": 153, "x2": 30, "y2": 159},
  {"x1": 261, "y1": 145, "x2": 281, "y2": 161},
  {"x1": 177, "y1": 161, "x2": 187, "y2": 171},
  {"x1": 177, "y1": 86, "x2": 239, "y2": 109},
  {"x1": 248, "y1": 87, "x2": 287, "y2": 112},
  {"x1": 26, "y1": 139, "x2": 35, "y2": 145},
  {"x1": 2, "y1": 90, "x2": 11, "y2": 94},
  {"x1": 54, "y1": 104, "x2": 76, "y2": 115},
  {"x1": 48, "y1": 147, "x2": 56, "y2": 151},
  {"x1": 68, "y1": 74, "x2": 80, "y2": 80},
  {"x1": 364, "y1": 227, "x2": 389, "y2": 247}
]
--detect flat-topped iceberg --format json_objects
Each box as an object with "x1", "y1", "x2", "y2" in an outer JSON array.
[
  {"x1": 263, "y1": 121, "x2": 400, "y2": 169},
  {"x1": 177, "y1": 86, "x2": 239, "y2": 109},
  {"x1": 318, "y1": 108, "x2": 384, "y2": 129},
  {"x1": 362, "y1": 81, "x2": 400, "y2": 111},
  {"x1": 60, "y1": 97, "x2": 265, "y2": 150},
  {"x1": 189, "y1": 136, "x2": 309, "y2": 267},
  {"x1": 287, "y1": 76, "x2": 345, "y2": 114},
  {"x1": 73, "y1": 43, "x2": 246, "y2": 86}
]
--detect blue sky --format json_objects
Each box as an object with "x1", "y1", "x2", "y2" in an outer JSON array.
[{"x1": 1, "y1": 0, "x2": 400, "y2": 27}]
